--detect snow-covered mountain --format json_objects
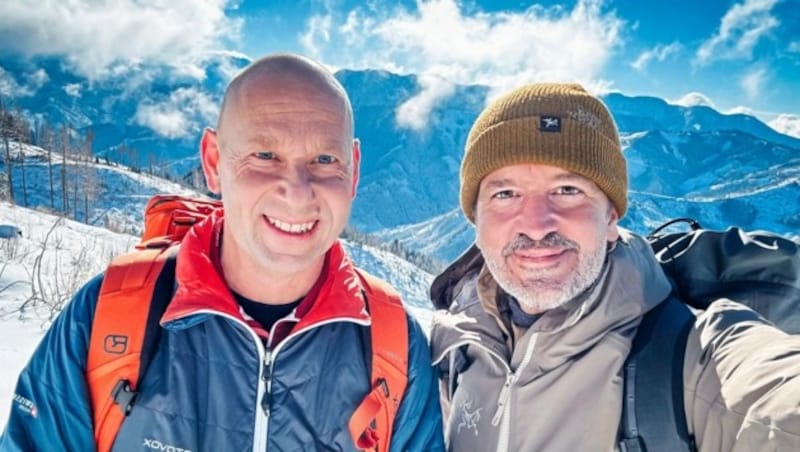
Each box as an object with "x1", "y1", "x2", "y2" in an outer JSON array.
[
  {"x1": 1, "y1": 53, "x2": 250, "y2": 174},
  {"x1": 2, "y1": 56, "x2": 798, "y2": 263},
  {"x1": 604, "y1": 93, "x2": 800, "y2": 150}
]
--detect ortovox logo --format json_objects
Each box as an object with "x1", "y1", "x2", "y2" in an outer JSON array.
[
  {"x1": 539, "y1": 115, "x2": 561, "y2": 132},
  {"x1": 103, "y1": 334, "x2": 128, "y2": 354},
  {"x1": 143, "y1": 438, "x2": 192, "y2": 452},
  {"x1": 12, "y1": 394, "x2": 38, "y2": 418}
]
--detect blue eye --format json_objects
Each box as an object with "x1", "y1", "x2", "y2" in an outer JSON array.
[
  {"x1": 556, "y1": 186, "x2": 582, "y2": 195},
  {"x1": 254, "y1": 151, "x2": 275, "y2": 160},
  {"x1": 315, "y1": 154, "x2": 338, "y2": 164},
  {"x1": 491, "y1": 190, "x2": 515, "y2": 199}
]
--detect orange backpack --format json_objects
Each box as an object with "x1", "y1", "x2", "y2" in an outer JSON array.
[{"x1": 85, "y1": 194, "x2": 409, "y2": 452}]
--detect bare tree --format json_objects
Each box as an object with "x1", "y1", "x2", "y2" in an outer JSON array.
[
  {"x1": 0, "y1": 98, "x2": 14, "y2": 205},
  {"x1": 71, "y1": 144, "x2": 80, "y2": 220},
  {"x1": 129, "y1": 145, "x2": 140, "y2": 172},
  {"x1": 82, "y1": 128, "x2": 97, "y2": 223},
  {"x1": 39, "y1": 121, "x2": 56, "y2": 209},
  {"x1": 58, "y1": 124, "x2": 70, "y2": 215},
  {"x1": 13, "y1": 107, "x2": 29, "y2": 207}
]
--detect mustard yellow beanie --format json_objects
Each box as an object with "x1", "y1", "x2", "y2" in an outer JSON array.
[{"x1": 460, "y1": 83, "x2": 627, "y2": 222}]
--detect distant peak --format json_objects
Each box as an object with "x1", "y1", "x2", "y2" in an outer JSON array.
[{"x1": 671, "y1": 92, "x2": 716, "y2": 109}]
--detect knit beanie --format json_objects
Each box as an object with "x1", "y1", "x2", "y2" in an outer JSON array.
[{"x1": 460, "y1": 83, "x2": 627, "y2": 222}]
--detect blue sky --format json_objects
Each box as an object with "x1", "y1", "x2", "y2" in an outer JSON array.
[
  {"x1": 0, "y1": 0, "x2": 798, "y2": 136},
  {"x1": 231, "y1": 0, "x2": 799, "y2": 127}
]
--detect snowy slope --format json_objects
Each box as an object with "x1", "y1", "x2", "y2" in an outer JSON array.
[
  {"x1": 0, "y1": 202, "x2": 139, "y2": 427},
  {"x1": 1, "y1": 142, "x2": 199, "y2": 234}
]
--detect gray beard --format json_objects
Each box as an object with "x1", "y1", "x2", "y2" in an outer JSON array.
[{"x1": 483, "y1": 232, "x2": 608, "y2": 314}]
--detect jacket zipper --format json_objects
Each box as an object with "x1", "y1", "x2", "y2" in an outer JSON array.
[
  {"x1": 184, "y1": 311, "x2": 268, "y2": 452},
  {"x1": 261, "y1": 350, "x2": 274, "y2": 419},
  {"x1": 260, "y1": 316, "x2": 283, "y2": 452},
  {"x1": 176, "y1": 309, "x2": 371, "y2": 452},
  {"x1": 262, "y1": 312, "x2": 372, "y2": 452},
  {"x1": 433, "y1": 335, "x2": 538, "y2": 452},
  {"x1": 494, "y1": 333, "x2": 539, "y2": 452}
]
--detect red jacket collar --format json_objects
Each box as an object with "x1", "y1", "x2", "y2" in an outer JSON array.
[{"x1": 162, "y1": 208, "x2": 370, "y2": 329}]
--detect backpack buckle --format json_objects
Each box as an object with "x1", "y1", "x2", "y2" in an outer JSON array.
[
  {"x1": 111, "y1": 379, "x2": 139, "y2": 416},
  {"x1": 619, "y1": 436, "x2": 645, "y2": 452},
  {"x1": 377, "y1": 378, "x2": 389, "y2": 397}
]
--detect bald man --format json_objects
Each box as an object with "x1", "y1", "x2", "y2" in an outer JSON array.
[{"x1": 0, "y1": 54, "x2": 444, "y2": 451}]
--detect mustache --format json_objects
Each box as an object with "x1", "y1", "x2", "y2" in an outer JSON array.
[{"x1": 502, "y1": 232, "x2": 579, "y2": 257}]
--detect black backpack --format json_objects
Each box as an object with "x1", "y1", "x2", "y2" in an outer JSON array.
[{"x1": 619, "y1": 219, "x2": 800, "y2": 452}]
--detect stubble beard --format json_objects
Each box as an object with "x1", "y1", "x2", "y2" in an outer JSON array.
[{"x1": 483, "y1": 232, "x2": 608, "y2": 314}]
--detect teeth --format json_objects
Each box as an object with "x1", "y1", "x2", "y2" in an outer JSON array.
[{"x1": 267, "y1": 217, "x2": 315, "y2": 234}]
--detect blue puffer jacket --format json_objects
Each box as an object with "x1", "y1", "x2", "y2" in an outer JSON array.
[{"x1": 0, "y1": 212, "x2": 444, "y2": 452}]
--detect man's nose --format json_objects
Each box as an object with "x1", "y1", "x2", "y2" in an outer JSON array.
[
  {"x1": 516, "y1": 196, "x2": 557, "y2": 241},
  {"x1": 280, "y1": 164, "x2": 315, "y2": 202}
]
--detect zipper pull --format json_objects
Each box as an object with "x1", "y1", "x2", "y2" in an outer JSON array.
[
  {"x1": 492, "y1": 374, "x2": 514, "y2": 426},
  {"x1": 261, "y1": 349, "x2": 273, "y2": 416}
]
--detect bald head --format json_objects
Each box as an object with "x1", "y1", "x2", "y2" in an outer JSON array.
[{"x1": 217, "y1": 54, "x2": 353, "y2": 139}]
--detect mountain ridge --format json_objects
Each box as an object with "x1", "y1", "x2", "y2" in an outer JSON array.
[{"x1": 2, "y1": 55, "x2": 798, "y2": 263}]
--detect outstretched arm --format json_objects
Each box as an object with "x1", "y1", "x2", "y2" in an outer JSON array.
[{"x1": 684, "y1": 300, "x2": 800, "y2": 451}]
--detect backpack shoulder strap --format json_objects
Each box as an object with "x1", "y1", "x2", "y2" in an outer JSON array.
[
  {"x1": 86, "y1": 246, "x2": 177, "y2": 452},
  {"x1": 349, "y1": 269, "x2": 409, "y2": 452},
  {"x1": 619, "y1": 296, "x2": 697, "y2": 452}
]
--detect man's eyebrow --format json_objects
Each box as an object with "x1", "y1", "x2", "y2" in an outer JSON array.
[
  {"x1": 483, "y1": 178, "x2": 514, "y2": 189},
  {"x1": 482, "y1": 173, "x2": 591, "y2": 188},
  {"x1": 553, "y1": 173, "x2": 590, "y2": 183}
]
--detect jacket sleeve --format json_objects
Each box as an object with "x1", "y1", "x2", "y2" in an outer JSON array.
[
  {"x1": 0, "y1": 274, "x2": 102, "y2": 452},
  {"x1": 683, "y1": 299, "x2": 800, "y2": 452},
  {"x1": 388, "y1": 315, "x2": 445, "y2": 452}
]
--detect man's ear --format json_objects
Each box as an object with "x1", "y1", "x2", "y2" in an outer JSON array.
[
  {"x1": 200, "y1": 127, "x2": 222, "y2": 195},
  {"x1": 350, "y1": 139, "x2": 361, "y2": 198},
  {"x1": 606, "y1": 204, "x2": 620, "y2": 243}
]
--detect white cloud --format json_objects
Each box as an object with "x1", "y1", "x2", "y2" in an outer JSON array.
[
  {"x1": 25, "y1": 69, "x2": 49, "y2": 88},
  {"x1": 0, "y1": 67, "x2": 24, "y2": 97},
  {"x1": 768, "y1": 114, "x2": 800, "y2": 138},
  {"x1": 740, "y1": 67, "x2": 768, "y2": 100},
  {"x1": 63, "y1": 83, "x2": 82, "y2": 98},
  {"x1": 395, "y1": 74, "x2": 456, "y2": 130},
  {"x1": 631, "y1": 42, "x2": 681, "y2": 72},
  {"x1": 300, "y1": 14, "x2": 333, "y2": 58},
  {"x1": 134, "y1": 87, "x2": 219, "y2": 139},
  {"x1": 301, "y1": 0, "x2": 624, "y2": 130},
  {"x1": 696, "y1": 0, "x2": 780, "y2": 65},
  {"x1": 671, "y1": 92, "x2": 716, "y2": 108},
  {"x1": 0, "y1": 66, "x2": 43, "y2": 97},
  {"x1": 0, "y1": 0, "x2": 242, "y2": 80}
]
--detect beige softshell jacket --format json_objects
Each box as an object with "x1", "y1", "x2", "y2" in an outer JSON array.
[{"x1": 431, "y1": 230, "x2": 800, "y2": 452}]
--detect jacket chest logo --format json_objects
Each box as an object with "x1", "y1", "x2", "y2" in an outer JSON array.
[{"x1": 457, "y1": 396, "x2": 482, "y2": 437}]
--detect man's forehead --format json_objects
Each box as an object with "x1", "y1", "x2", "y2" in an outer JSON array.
[
  {"x1": 482, "y1": 164, "x2": 591, "y2": 186},
  {"x1": 219, "y1": 75, "x2": 352, "y2": 139}
]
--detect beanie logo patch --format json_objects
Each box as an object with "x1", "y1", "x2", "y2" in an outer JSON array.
[{"x1": 539, "y1": 115, "x2": 561, "y2": 132}]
